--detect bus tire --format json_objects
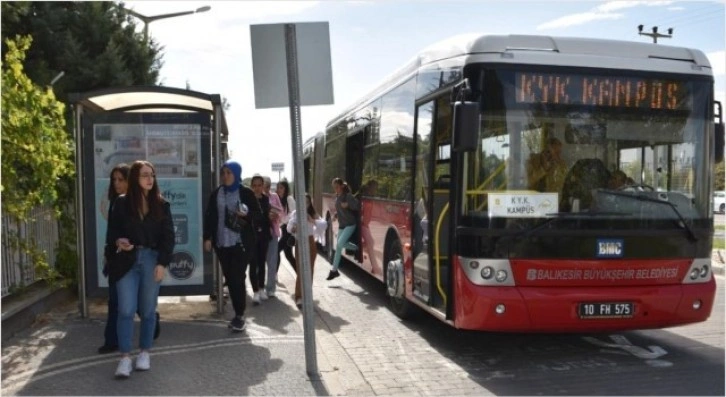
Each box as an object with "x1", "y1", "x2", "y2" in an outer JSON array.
[{"x1": 384, "y1": 237, "x2": 412, "y2": 319}]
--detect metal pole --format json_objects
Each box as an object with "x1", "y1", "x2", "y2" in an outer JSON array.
[
  {"x1": 285, "y1": 23, "x2": 318, "y2": 378},
  {"x1": 74, "y1": 103, "x2": 88, "y2": 318},
  {"x1": 213, "y1": 103, "x2": 224, "y2": 314}
]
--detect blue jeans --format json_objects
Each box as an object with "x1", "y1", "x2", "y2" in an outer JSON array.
[
  {"x1": 116, "y1": 248, "x2": 160, "y2": 353},
  {"x1": 265, "y1": 236, "x2": 279, "y2": 294},
  {"x1": 333, "y1": 225, "x2": 356, "y2": 271}
]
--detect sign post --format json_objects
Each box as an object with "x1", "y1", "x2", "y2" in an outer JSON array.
[
  {"x1": 250, "y1": 21, "x2": 333, "y2": 378},
  {"x1": 271, "y1": 161, "x2": 285, "y2": 181}
]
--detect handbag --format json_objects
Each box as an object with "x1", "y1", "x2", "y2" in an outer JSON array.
[
  {"x1": 224, "y1": 206, "x2": 245, "y2": 232},
  {"x1": 107, "y1": 248, "x2": 136, "y2": 283},
  {"x1": 286, "y1": 234, "x2": 296, "y2": 247}
]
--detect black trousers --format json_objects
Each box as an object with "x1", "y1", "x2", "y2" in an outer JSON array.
[
  {"x1": 215, "y1": 244, "x2": 249, "y2": 317},
  {"x1": 278, "y1": 225, "x2": 296, "y2": 273},
  {"x1": 249, "y1": 234, "x2": 269, "y2": 292}
]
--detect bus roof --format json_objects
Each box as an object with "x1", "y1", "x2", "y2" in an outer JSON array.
[{"x1": 327, "y1": 34, "x2": 712, "y2": 129}]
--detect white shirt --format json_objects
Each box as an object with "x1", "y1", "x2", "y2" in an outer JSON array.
[{"x1": 287, "y1": 210, "x2": 327, "y2": 242}]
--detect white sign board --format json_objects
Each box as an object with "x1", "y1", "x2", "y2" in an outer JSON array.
[
  {"x1": 250, "y1": 22, "x2": 334, "y2": 109},
  {"x1": 271, "y1": 162, "x2": 285, "y2": 172},
  {"x1": 488, "y1": 193, "x2": 559, "y2": 218}
]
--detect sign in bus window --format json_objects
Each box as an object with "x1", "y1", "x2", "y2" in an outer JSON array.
[
  {"x1": 515, "y1": 72, "x2": 691, "y2": 110},
  {"x1": 488, "y1": 192, "x2": 558, "y2": 217}
]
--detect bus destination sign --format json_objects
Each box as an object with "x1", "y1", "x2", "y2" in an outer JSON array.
[{"x1": 515, "y1": 72, "x2": 691, "y2": 110}]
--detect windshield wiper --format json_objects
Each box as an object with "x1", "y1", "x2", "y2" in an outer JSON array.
[{"x1": 597, "y1": 190, "x2": 698, "y2": 242}]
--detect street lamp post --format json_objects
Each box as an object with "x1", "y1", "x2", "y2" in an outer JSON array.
[{"x1": 126, "y1": 6, "x2": 211, "y2": 43}]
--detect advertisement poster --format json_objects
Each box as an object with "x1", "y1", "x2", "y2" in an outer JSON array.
[{"x1": 93, "y1": 123, "x2": 203, "y2": 288}]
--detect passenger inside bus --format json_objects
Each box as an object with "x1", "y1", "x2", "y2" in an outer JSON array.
[
  {"x1": 526, "y1": 137, "x2": 567, "y2": 193},
  {"x1": 560, "y1": 158, "x2": 610, "y2": 212},
  {"x1": 607, "y1": 170, "x2": 628, "y2": 190}
]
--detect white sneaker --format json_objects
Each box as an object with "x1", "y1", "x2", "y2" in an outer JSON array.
[
  {"x1": 267, "y1": 290, "x2": 276, "y2": 298},
  {"x1": 115, "y1": 356, "x2": 133, "y2": 378},
  {"x1": 135, "y1": 351, "x2": 151, "y2": 371},
  {"x1": 259, "y1": 290, "x2": 268, "y2": 301},
  {"x1": 252, "y1": 292, "x2": 261, "y2": 305}
]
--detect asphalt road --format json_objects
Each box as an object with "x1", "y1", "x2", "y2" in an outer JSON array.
[{"x1": 315, "y1": 259, "x2": 725, "y2": 396}]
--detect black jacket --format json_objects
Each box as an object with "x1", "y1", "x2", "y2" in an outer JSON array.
[
  {"x1": 105, "y1": 195, "x2": 175, "y2": 282},
  {"x1": 203, "y1": 185, "x2": 259, "y2": 249}
]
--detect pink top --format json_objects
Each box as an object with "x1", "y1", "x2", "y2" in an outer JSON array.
[{"x1": 268, "y1": 192, "x2": 283, "y2": 238}]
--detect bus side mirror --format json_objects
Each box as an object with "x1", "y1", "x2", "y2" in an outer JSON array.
[
  {"x1": 715, "y1": 123, "x2": 724, "y2": 163},
  {"x1": 452, "y1": 101, "x2": 479, "y2": 152}
]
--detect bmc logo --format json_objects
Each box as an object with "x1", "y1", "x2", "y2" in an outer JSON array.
[{"x1": 596, "y1": 239, "x2": 624, "y2": 258}]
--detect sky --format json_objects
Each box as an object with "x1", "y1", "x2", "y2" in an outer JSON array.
[{"x1": 124, "y1": 0, "x2": 725, "y2": 181}]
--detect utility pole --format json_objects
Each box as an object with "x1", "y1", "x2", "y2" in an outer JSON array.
[{"x1": 638, "y1": 25, "x2": 673, "y2": 44}]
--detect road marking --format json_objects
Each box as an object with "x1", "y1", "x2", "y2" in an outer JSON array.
[{"x1": 582, "y1": 334, "x2": 672, "y2": 367}]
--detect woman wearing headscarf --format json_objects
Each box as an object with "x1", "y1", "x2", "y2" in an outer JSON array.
[{"x1": 203, "y1": 160, "x2": 254, "y2": 333}]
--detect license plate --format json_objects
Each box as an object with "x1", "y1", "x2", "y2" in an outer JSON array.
[{"x1": 579, "y1": 302, "x2": 634, "y2": 319}]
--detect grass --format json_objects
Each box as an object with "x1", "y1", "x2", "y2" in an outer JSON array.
[{"x1": 714, "y1": 237, "x2": 725, "y2": 250}]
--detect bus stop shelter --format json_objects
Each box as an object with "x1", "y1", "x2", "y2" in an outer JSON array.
[{"x1": 69, "y1": 86, "x2": 229, "y2": 317}]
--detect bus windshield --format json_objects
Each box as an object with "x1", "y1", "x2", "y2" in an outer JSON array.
[{"x1": 464, "y1": 67, "x2": 712, "y2": 226}]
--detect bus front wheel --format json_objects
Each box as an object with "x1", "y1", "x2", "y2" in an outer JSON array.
[{"x1": 384, "y1": 238, "x2": 412, "y2": 319}]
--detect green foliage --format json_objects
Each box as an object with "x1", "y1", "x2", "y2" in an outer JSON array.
[
  {"x1": 1, "y1": 2, "x2": 162, "y2": 102},
  {"x1": 1, "y1": 2, "x2": 162, "y2": 289},
  {"x1": 1, "y1": 36, "x2": 74, "y2": 219}
]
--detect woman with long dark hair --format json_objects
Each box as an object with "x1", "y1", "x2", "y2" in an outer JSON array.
[
  {"x1": 98, "y1": 163, "x2": 129, "y2": 354},
  {"x1": 248, "y1": 175, "x2": 271, "y2": 304},
  {"x1": 99, "y1": 164, "x2": 162, "y2": 354},
  {"x1": 276, "y1": 180, "x2": 296, "y2": 272},
  {"x1": 328, "y1": 177, "x2": 359, "y2": 280},
  {"x1": 106, "y1": 161, "x2": 174, "y2": 378}
]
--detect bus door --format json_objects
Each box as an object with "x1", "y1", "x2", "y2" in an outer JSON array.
[
  {"x1": 412, "y1": 97, "x2": 452, "y2": 313},
  {"x1": 346, "y1": 127, "x2": 366, "y2": 262}
]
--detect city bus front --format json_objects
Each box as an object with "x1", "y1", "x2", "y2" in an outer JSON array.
[{"x1": 452, "y1": 65, "x2": 718, "y2": 332}]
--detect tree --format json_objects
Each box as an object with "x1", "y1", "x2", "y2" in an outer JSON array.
[
  {"x1": 1, "y1": 36, "x2": 72, "y2": 218},
  {"x1": 1, "y1": 2, "x2": 164, "y2": 288},
  {"x1": 1, "y1": 1, "x2": 162, "y2": 102},
  {"x1": 1, "y1": 35, "x2": 75, "y2": 284}
]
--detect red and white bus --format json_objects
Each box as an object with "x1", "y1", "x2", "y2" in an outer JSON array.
[{"x1": 304, "y1": 34, "x2": 723, "y2": 332}]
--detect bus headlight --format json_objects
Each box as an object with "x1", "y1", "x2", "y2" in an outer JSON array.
[
  {"x1": 690, "y1": 268, "x2": 700, "y2": 280},
  {"x1": 469, "y1": 260, "x2": 480, "y2": 270},
  {"x1": 481, "y1": 267, "x2": 494, "y2": 279},
  {"x1": 699, "y1": 265, "x2": 709, "y2": 278},
  {"x1": 495, "y1": 269, "x2": 508, "y2": 282}
]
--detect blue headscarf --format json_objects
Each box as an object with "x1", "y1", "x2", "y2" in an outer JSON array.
[{"x1": 222, "y1": 160, "x2": 242, "y2": 193}]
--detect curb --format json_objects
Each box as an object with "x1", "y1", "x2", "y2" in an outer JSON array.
[
  {"x1": 713, "y1": 249, "x2": 725, "y2": 276},
  {"x1": 1, "y1": 284, "x2": 74, "y2": 341}
]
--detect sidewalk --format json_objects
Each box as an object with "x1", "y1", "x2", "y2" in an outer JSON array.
[
  {"x1": 0, "y1": 261, "x2": 339, "y2": 396},
  {"x1": 712, "y1": 249, "x2": 725, "y2": 275}
]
